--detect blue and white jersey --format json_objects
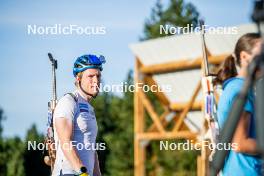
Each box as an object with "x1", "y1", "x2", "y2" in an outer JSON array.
[{"x1": 52, "y1": 90, "x2": 98, "y2": 176}]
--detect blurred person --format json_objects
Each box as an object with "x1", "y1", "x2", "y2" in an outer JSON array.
[{"x1": 214, "y1": 33, "x2": 263, "y2": 176}]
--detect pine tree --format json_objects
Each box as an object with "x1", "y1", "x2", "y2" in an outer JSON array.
[{"x1": 142, "y1": 0, "x2": 199, "y2": 40}]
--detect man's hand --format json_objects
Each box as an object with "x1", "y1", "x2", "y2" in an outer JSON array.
[{"x1": 75, "y1": 166, "x2": 90, "y2": 176}]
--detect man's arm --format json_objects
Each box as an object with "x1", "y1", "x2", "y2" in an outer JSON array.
[
  {"x1": 93, "y1": 152, "x2": 101, "y2": 176},
  {"x1": 55, "y1": 117, "x2": 84, "y2": 172}
]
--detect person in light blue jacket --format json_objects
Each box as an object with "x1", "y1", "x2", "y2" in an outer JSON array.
[{"x1": 214, "y1": 33, "x2": 263, "y2": 176}]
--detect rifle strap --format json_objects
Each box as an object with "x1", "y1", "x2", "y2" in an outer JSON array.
[
  {"x1": 51, "y1": 93, "x2": 77, "y2": 132},
  {"x1": 66, "y1": 93, "x2": 78, "y2": 103},
  {"x1": 64, "y1": 93, "x2": 78, "y2": 140}
]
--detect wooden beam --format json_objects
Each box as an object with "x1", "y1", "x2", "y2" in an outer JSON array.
[
  {"x1": 139, "y1": 89, "x2": 166, "y2": 133},
  {"x1": 172, "y1": 82, "x2": 201, "y2": 132},
  {"x1": 173, "y1": 112, "x2": 191, "y2": 132},
  {"x1": 169, "y1": 101, "x2": 202, "y2": 111},
  {"x1": 148, "y1": 111, "x2": 191, "y2": 132},
  {"x1": 136, "y1": 131, "x2": 197, "y2": 140},
  {"x1": 147, "y1": 109, "x2": 170, "y2": 132},
  {"x1": 143, "y1": 75, "x2": 170, "y2": 107},
  {"x1": 197, "y1": 156, "x2": 202, "y2": 176},
  {"x1": 140, "y1": 54, "x2": 227, "y2": 74},
  {"x1": 134, "y1": 58, "x2": 145, "y2": 176}
]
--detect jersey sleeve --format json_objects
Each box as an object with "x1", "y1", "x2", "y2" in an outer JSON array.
[
  {"x1": 54, "y1": 95, "x2": 76, "y2": 121},
  {"x1": 231, "y1": 85, "x2": 254, "y2": 114},
  {"x1": 243, "y1": 92, "x2": 254, "y2": 114}
]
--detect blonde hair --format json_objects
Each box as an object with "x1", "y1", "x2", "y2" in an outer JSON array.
[{"x1": 74, "y1": 72, "x2": 83, "y2": 87}]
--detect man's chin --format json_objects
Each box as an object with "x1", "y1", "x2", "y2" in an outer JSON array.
[{"x1": 92, "y1": 91, "x2": 99, "y2": 97}]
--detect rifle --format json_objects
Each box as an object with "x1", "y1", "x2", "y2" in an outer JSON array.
[
  {"x1": 44, "y1": 53, "x2": 58, "y2": 172},
  {"x1": 199, "y1": 20, "x2": 220, "y2": 158}
]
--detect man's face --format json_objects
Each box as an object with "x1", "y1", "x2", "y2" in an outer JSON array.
[{"x1": 79, "y1": 68, "x2": 101, "y2": 96}]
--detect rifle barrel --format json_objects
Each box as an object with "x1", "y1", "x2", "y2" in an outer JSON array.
[
  {"x1": 199, "y1": 20, "x2": 210, "y2": 76},
  {"x1": 48, "y1": 53, "x2": 58, "y2": 103}
]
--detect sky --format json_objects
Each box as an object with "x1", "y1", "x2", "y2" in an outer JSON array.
[{"x1": 0, "y1": 0, "x2": 255, "y2": 138}]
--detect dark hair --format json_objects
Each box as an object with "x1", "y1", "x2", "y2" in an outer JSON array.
[{"x1": 213, "y1": 33, "x2": 261, "y2": 85}]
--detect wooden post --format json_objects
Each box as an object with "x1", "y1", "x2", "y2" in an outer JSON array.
[
  {"x1": 139, "y1": 89, "x2": 166, "y2": 133},
  {"x1": 134, "y1": 58, "x2": 145, "y2": 176}
]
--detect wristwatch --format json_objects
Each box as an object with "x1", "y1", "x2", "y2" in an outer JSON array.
[{"x1": 74, "y1": 166, "x2": 89, "y2": 176}]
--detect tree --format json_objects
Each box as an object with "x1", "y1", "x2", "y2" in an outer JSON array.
[
  {"x1": 0, "y1": 107, "x2": 7, "y2": 175},
  {"x1": 0, "y1": 107, "x2": 6, "y2": 138},
  {"x1": 142, "y1": 0, "x2": 200, "y2": 40},
  {"x1": 92, "y1": 71, "x2": 134, "y2": 176},
  {"x1": 0, "y1": 107, "x2": 25, "y2": 176},
  {"x1": 5, "y1": 137, "x2": 25, "y2": 176},
  {"x1": 90, "y1": 92, "x2": 113, "y2": 174},
  {"x1": 23, "y1": 124, "x2": 50, "y2": 176}
]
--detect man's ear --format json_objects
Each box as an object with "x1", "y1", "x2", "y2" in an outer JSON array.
[{"x1": 77, "y1": 76, "x2": 81, "y2": 81}]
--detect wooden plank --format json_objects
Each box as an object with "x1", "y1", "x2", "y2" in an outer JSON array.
[
  {"x1": 173, "y1": 112, "x2": 191, "y2": 131},
  {"x1": 172, "y1": 82, "x2": 201, "y2": 132},
  {"x1": 134, "y1": 139, "x2": 145, "y2": 176},
  {"x1": 147, "y1": 109, "x2": 170, "y2": 132},
  {"x1": 136, "y1": 131, "x2": 197, "y2": 140},
  {"x1": 169, "y1": 101, "x2": 202, "y2": 111},
  {"x1": 143, "y1": 75, "x2": 170, "y2": 107},
  {"x1": 140, "y1": 54, "x2": 227, "y2": 74},
  {"x1": 139, "y1": 89, "x2": 166, "y2": 133},
  {"x1": 197, "y1": 156, "x2": 202, "y2": 176},
  {"x1": 134, "y1": 58, "x2": 145, "y2": 176},
  {"x1": 147, "y1": 109, "x2": 192, "y2": 133}
]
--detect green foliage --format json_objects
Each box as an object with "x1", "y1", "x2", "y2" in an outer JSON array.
[
  {"x1": 0, "y1": 137, "x2": 23, "y2": 176},
  {"x1": 5, "y1": 137, "x2": 25, "y2": 176},
  {"x1": 142, "y1": 0, "x2": 200, "y2": 40},
  {"x1": 23, "y1": 124, "x2": 50, "y2": 176},
  {"x1": 0, "y1": 108, "x2": 6, "y2": 138},
  {"x1": 0, "y1": 108, "x2": 50, "y2": 176},
  {"x1": 0, "y1": 107, "x2": 25, "y2": 176},
  {"x1": 91, "y1": 70, "x2": 134, "y2": 176}
]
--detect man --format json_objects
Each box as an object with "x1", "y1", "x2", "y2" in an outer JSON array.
[{"x1": 52, "y1": 54, "x2": 105, "y2": 176}]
